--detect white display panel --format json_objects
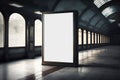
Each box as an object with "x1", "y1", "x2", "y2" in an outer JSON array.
[{"x1": 43, "y1": 12, "x2": 74, "y2": 63}]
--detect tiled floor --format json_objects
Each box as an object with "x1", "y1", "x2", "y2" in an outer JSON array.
[{"x1": 0, "y1": 46, "x2": 120, "y2": 80}]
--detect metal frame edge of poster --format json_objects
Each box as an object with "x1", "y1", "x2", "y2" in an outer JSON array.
[{"x1": 42, "y1": 11, "x2": 78, "y2": 67}]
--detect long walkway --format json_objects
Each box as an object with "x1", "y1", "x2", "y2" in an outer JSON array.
[{"x1": 0, "y1": 46, "x2": 120, "y2": 80}]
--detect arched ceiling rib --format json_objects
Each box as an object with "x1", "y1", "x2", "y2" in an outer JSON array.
[
  {"x1": 81, "y1": 9, "x2": 95, "y2": 22},
  {"x1": 96, "y1": 20, "x2": 105, "y2": 28},
  {"x1": 54, "y1": 0, "x2": 87, "y2": 15},
  {"x1": 0, "y1": 0, "x2": 115, "y2": 34}
]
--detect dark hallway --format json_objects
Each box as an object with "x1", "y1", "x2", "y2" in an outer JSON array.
[{"x1": 0, "y1": 0, "x2": 120, "y2": 80}]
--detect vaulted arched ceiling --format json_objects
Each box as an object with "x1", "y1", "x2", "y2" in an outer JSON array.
[{"x1": 0, "y1": 0, "x2": 120, "y2": 34}]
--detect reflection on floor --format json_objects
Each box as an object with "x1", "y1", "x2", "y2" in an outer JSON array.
[
  {"x1": 0, "y1": 46, "x2": 120, "y2": 80},
  {"x1": 0, "y1": 57, "x2": 63, "y2": 80},
  {"x1": 79, "y1": 46, "x2": 120, "y2": 67}
]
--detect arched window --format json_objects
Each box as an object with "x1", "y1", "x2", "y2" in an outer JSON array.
[
  {"x1": 92, "y1": 32, "x2": 94, "y2": 44},
  {"x1": 97, "y1": 34, "x2": 100, "y2": 44},
  {"x1": 101, "y1": 35, "x2": 104, "y2": 44},
  {"x1": 100, "y1": 34, "x2": 102, "y2": 44},
  {"x1": 78, "y1": 29, "x2": 82, "y2": 45},
  {"x1": 88, "y1": 31, "x2": 91, "y2": 44},
  {"x1": 0, "y1": 12, "x2": 4, "y2": 48},
  {"x1": 103, "y1": 35, "x2": 106, "y2": 43},
  {"x1": 9, "y1": 13, "x2": 25, "y2": 47},
  {"x1": 35, "y1": 19, "x2": 42, "y2": 46},
  {"x1": 83, "y1": 30, "x2": 86, "y2": 45},
  {"x1": 95, "y1": 33, "x2": 97, "y2": 44}
]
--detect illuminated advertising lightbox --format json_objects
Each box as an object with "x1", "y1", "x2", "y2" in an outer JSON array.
[{"x1": 42, "y1": 11, "x2": 78, "y2": 66}]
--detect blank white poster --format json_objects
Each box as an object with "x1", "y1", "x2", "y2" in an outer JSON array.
[{"x1": 43, "y1": 12, "x2": 74, "y2": 63}]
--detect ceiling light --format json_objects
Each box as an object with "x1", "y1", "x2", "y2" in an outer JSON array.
[
  {"x1": 109, "y1": 19, "x2": 116, "y2": 23},
  {"x1": 9, "y1": 3, "x2": 23, "y2": 8},
  {"x1": 34, "y1": 11, "x2": 42, "y2": 15}
]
